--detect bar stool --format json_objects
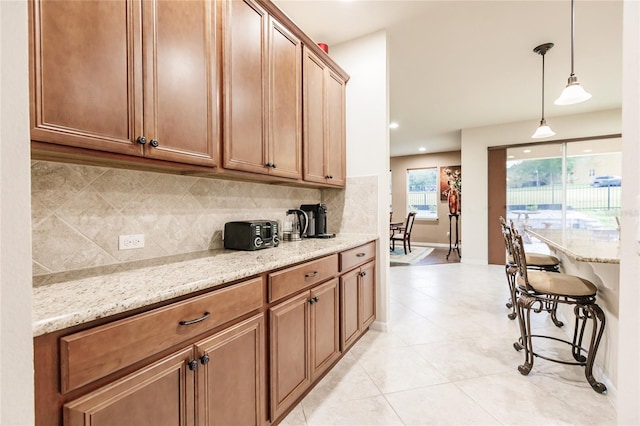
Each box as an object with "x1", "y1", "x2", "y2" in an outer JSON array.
[
  {"x1": 510, "y1": 226, "x2": 607, "y2": 393},
  {"x1": 499, "y1": 217, "x2": 561, "y2": 321}
]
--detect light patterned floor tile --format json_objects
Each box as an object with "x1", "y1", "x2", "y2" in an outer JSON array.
[{"x1": 384, "y1": 383, "x2": 500, "y2": 425}]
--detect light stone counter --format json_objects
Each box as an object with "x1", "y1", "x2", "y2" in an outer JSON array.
[
  {"x1": 33, "y1": 234, "x2": 378, "y2": 336},
  {"x1": 527, "y1": 228, "x2": 619, "y2": 264}
]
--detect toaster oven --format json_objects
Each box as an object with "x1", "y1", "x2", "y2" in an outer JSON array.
[{"x1": 223, "y1": 220, "x2": 279, "y2": 251}]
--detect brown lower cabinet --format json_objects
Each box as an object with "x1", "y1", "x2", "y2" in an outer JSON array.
[
  {"x1": 35, "y1": 243, "x2": 376, "y2": 426},
  {"x1": 269, "y1": 278, "x2": 340, "y2": 421},
  {"x1": 63, "y1": 314, "x2": 266, "y2": 426},
  {"x1": 340, "y1": 261, "x2": 376, "y2": 350}
]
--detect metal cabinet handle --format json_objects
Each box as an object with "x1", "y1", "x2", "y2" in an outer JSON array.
[
  {"x1": 136, "y1": 136, "x2": 147, "y2": 145},
  {"x1": 305, "y1": 271, "x2": 318, "y2": 279},
  {"x1": 149, "y1": 139, "x2": 159, "y2": 148},
  {"x1": 179, "y1": 312, "x2": 210, "y2": 326},
  {"x1": 359, "y1": 271, "x2": 367, "y2": 277},
  {"x1": 356, "y1": 253, "x2": 366, "y2": 257},
  {"x1": 200, "y1": 354, "x2": 210, "y2": 365},
  {"x1": 188, "y1": 359, "x2": 199, "y2": 371}
]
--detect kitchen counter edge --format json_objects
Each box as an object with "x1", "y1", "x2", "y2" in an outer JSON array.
[{"x1": 33, "y1": 234, "x2": 378, "y2": 336}]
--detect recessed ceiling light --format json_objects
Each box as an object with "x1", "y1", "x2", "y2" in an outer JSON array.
[
  {"x1": 584, "y1": 149, "x2": 593, "y2": 153},
  {"x1": 508, "y1": 155, "x2": 515, "y2": 159},
  {"x1": 418, "y1": 147, "x2": 426, "y2": 152},
  {"x1": 389, "y1": 122, "x2": 399, "y2": 129},
  {"x1": 523, "y1": 149, "x2": 531, "y2": 153}
]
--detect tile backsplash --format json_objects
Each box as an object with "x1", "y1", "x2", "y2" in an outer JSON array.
[{"x1": 31, "y1": 161, "x2": 380, "y2": 276}]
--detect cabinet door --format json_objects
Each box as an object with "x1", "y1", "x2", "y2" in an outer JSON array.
[
  {"x1": 310, "y1": 278, "x2": 340, "y2": 380},
  {"x1": 269, "y1": 291, "x2": 311, "y2": 420},
  {"x1": 29, "y1": 0, "x2": 143, "y2": 156},
  {"x1": 196, "y1": 314, "x2": 266, "y2": 426},
  {"x1": 302, "y1": 47, "x2": 328, "y2": 184},
  {"x1": 223, "y1": 0, "x2": 269, "y2": 174},
  {"x1": 63, "y1": 347, "x2": 194, "y2": 426},
  {"x1": 325, "y1": 69, "x2": 346, "y2": 187},
  {"x1": 360, "y1": 261, "x2": 376, "y2": 329},
  {"x1": 268, "y1": 17, "x2": 302, "y2": 179},
  {"x1": 142, "y1": 0, "x2": 219, "y2": 166},
  {"x1": 340, "y1": 269, "x2": 360, "y2": 350}
]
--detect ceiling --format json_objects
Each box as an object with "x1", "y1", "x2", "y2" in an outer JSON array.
[{"x1": 274, "y1": 0, "x2": 623, "y2": 157}]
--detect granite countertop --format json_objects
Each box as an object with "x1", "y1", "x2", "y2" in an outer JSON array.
[
  {"x1": 526, "y1": 228, "x2": 619, "y2": 264},
  {"x1": 33, "y1": 234, "x2": 378, "y2": 337}
]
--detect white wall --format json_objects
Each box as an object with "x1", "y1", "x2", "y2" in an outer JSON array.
[
  {"x1": 617, "y1": 1, "x2": 640, "y2": 422},
  {"x1": 0, "y1": 0, "x2": 35, "y2": 424},
  {"x1": 330, "y1": 31, "x2": 391, "y2": 326},
  {"x1": 460, "y1": 108, "x2": 621, "y2": 265}
]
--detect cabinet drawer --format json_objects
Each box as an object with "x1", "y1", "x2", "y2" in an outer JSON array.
[
  {"x1": 61, "y1": 277, "x2": 263, "y2": 393},
  {"x1": 339, "y1": 241, "x2": 376, "y2": 272},
  {"x1": 268, "y1": 254, "x2": 338, "y2": 303}
]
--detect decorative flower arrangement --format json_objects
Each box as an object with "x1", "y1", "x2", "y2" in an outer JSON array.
[
  {"x1": 444, "y1": 168, "x2": 461, "y2": 214},
  {"x1": 444, "y1": 168, "x2": 461, "y2": 195}
]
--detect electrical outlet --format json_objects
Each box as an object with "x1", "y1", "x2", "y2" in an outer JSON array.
[{"x1": 119, "y1": 234, "x2": 145, "y2": 250}]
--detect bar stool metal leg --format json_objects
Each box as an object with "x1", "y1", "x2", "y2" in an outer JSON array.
[{"x1": 574, "y1": 303, "x2": 607, "y2": 393}]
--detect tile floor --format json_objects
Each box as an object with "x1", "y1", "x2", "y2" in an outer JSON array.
[{"x1": 280, "y1": 263, "x2": 616, "y2": 425}]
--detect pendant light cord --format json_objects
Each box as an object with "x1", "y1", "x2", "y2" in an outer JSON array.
[
  {"x1": 541, "y1": 52, "x2": 546, "y2": 120},
  {"x1": 570, "y1": 0, "x2": 575, "y2": 76}
]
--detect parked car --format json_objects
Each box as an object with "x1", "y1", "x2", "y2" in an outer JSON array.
[{"x1": 591, "y1": 175, "x2": 621, "y2": 187}]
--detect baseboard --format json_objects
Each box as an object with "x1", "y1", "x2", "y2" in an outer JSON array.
[
  {"x1": 370, "y1": 320, "x2": 388, "y2": 332},
  {"x1": 412, "y1": 242, "x2": 450, "y2": 249}
]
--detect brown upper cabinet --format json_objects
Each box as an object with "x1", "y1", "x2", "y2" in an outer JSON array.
[
  {"x1": 29, "y1": 0, "x2": 349, "y2": 187},
  {"x1": 29, "y1": 0, "x2": 220, "y2": 167},
  {"x1": 222, "y1": 0, "x2": 302, "y2": 180},
  {"x1": 303, "y1": 47, "x2": 347, "y2": 187}
]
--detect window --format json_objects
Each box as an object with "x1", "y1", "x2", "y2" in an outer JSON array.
[
  {"x1": 506, "y1": 138, "x2": 621, "y2": 237},
  {"x1": 407, "y1": 168, "x2": 438, "y2": 219}
]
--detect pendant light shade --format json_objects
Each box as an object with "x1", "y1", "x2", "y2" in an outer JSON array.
[
  {"x1": 555, "y1": 76, "x2": 592, "y2": 105},
  {"x1": 532, "y1": 43, "x2": 555, "y2": 139},
  {"x1": 532, "y1": 120, "x2": 556, "y2": 139},
  {"x1": 555, "y1": 0, "x2": 591, "y2": 105}
]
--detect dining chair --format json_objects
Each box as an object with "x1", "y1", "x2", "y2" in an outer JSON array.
[
  {"x1": 510, "y1": 226, "x2": 607, "y2": 393},
  {"x1": 391, "y1": 212, "x2": 416, "y2": 255},
  {"x1": 499, "y1": 217, "x2": 561, "y2": 321}
]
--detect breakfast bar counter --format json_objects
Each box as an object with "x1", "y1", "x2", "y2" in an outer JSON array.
[
  {"x1": 526, "y1": 228, "x2": 620, "y2": 264},
  {"x1": 32, "y1": 234, "x2": 378, "y2": 336}
]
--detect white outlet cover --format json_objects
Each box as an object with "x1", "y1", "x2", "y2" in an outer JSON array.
[{"x1": 119, "y1": 234, "x2": 145, "y2": 250}]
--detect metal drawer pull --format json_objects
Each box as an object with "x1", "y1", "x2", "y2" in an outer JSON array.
[
  {"x1": 179, "y1": 312, "x2": 210, "y2": 326},
  {"x1": 356, "y1": 253, "x2": 366, "y2": 257},
  {"x1": 305, "y1": 271, "x2": 318, "y2": 279}
]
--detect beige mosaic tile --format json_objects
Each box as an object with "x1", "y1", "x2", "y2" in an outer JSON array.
[
  {"x1": 31, "y1": 161, "x2": 333, "y2": 274},
  {"x1": 32, "y1": 215, "x2": 91, "y2": 272}
]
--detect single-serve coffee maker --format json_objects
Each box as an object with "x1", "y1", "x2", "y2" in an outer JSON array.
[{"x1": 300, "y1": 203, "x2": 335, "y2": 238}]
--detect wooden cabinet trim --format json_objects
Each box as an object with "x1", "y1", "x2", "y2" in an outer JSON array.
[
  {"x1": 269, "y1": 291, "x2": 311, "y2": 420},
  {"x1": 309, "y1": 278, "x2": 340, "y2": 381},
  {"x1": 195, "y1": 313, "x2": 266, "y2": 426},
  {"x1": 267, "y1": 254, "x2": 338, "y2": 303},
  {"x1": 339, "y1": 241, "x2": 376, "y2": 272},
  {"x1": 63, "y1": 346, "x2": 195, "y2": 426},
  {"x1": 61, "y1": 277, "x2": 263, "y2": 393}
]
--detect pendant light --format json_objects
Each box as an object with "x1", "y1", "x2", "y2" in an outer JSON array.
[
  {"x1": 555, "y1": 0, "x2": 591, "y2": 105},
  {"x1": 532, "y1": 43, "x2": 556, "y2": 139}
]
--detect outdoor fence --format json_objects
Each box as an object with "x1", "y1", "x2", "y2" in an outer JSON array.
[{"x1": 507, "y1": 184, "x2": 621, "y2": 211}]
